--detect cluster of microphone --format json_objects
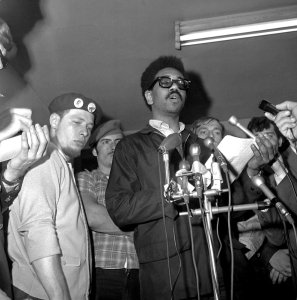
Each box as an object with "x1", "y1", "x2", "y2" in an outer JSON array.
[
  {"x1": 158, "y1": 118, "x2": 294, "y2": 224},
  {"x1": 158, "y1": 134, "x2": 229, "y2": 205}
]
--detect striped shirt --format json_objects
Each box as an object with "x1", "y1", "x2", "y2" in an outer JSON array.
[{"x1": 77, "y1": 168, "x2": 139, "y2": 269}]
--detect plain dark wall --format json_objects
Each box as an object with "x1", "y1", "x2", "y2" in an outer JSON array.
[{"x1": 1, "y1": 0, "x2": 297, "y2": 130}]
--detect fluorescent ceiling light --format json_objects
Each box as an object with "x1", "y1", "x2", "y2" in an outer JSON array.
[{"x1": 175, "y1": 5, "x2": 297, "y2": 49}]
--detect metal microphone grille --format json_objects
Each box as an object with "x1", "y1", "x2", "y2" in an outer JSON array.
[{"x1": 228, "y1": 115, "x2": 238, "y2": 126}]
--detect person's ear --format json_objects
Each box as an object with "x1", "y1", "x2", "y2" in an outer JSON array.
[
  {"x1": 92, "y1": 147, "x2": 98, "y2": 157},
  {"x1": 145, "y1": 90, "x2": 153, "y2": 106},
  {"x1": 49, "y1": 113, "x2": 60, "y2": 129},
  {"x1": 278, "y1": 137, "x2": 283, "y2": 148}
]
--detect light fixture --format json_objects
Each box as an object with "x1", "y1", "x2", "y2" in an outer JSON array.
[{"x1": 175, "y1": 5, "x2": 297, "y2": 49}]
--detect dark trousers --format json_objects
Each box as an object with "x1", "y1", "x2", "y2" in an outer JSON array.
[
  {"x1": 249, "y1": 252, "x2": 296, "y2": 300},
  {"x1": 0, "y1": 229, "x2": 12, "y2": 298},
  {"x1": 92, "y1": 267, "x2": 140, "y2": 300}
]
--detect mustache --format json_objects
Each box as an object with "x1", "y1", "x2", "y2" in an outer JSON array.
[{"x1": 166, "y1": 89, "x2": 182, "y2": 99}]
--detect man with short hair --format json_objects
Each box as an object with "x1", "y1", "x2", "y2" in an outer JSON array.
[
  {"x1": 8, "y1": 92, "x2": 101, "y2": 300},
  {"x1": 191, "y1": 116, "x2": 224, "y2": 147},
  {"x1": 77, "y1": 119, "x2": 140, "y2": 300},
  {"x1": 246, "y1": 116, "x2": 295, "y2": 299}
]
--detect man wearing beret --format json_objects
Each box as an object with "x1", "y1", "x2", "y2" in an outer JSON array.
[
  {"x1": 8, "y1": 92, "x2": 101, "y2": 300},
  {"x1": 77, "y1": 120, "x2": 140, "y2": 300}
]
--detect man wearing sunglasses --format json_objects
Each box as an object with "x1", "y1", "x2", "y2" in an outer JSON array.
[{"x1": 105, "y1": 56, "x2": 228, "y2": 299}]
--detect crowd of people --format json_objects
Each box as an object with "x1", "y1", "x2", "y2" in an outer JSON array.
[{"x1": 1, "y1": 17, "x2": 297, "y2": 300}]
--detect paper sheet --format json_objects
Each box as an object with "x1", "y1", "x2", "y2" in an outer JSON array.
[{"x1": 206, "y1": 135, "x2": 255, "y2": 183}]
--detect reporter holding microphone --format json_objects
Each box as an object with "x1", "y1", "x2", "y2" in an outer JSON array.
[
  {"x1": 0, "y1": 107, "x2": 49, "y2": 299},
  {"x1": 0, "y1": 16, "x2": 49, "y2": 299},
  {"x1": 265, "y1": 101, "x2": 297, "y2": 217},
  {"x1": 265, "y1": 101, "x2": 297, "y2": 149}
]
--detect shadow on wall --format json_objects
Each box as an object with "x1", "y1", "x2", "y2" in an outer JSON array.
[
  {"x1": 180, "y1": 71, "x2": 212, "y2": 126},
  {"x1": 0, "y1": 0, "x2": 49, "y2": 125},
  {"x1": 0, "y1": 0, "x2": 44, "y2": 78},
  {"x1": 179, "y1": 71, "x2": 250, "y2": 139}
]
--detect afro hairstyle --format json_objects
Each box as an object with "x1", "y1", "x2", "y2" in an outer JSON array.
[{"x1": 140, "y1": 56, "x2": 186, "y2": 109}]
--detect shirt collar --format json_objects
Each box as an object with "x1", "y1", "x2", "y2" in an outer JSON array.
[
  {"x1": 149, "y1": 119, "x2": 185, "y2": 137},
  {"x1": 96, "y1": 168, "x2": 109, "y2": 179}
]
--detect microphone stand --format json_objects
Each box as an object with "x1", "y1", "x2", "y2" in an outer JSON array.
[
  {"x1": 179, "y1": 200, "x2": 271, "y2": 216},
  {"x1": 171, "y1": 172, "x2": 271, "y2": 300},
  {"x1": 160, "y1": 137, "x2": 271, "y2": 300},
  {"x1": 202, "y1": 189, "x2": 220, "y2": 300},
  {"x1": 174, "y1": 169, "x2": 223, "y2": 300}
]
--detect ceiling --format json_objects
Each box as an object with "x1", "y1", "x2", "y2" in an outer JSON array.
[{"x1": 1, "y1": 0, "x2": 297, "y2": 135}]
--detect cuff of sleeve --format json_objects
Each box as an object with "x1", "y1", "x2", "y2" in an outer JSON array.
[
  {"x1": 274, "y1": 172, "x2": 287, "y2": 185},
  {"x1": 1, "y1": 172, "x2": 22, "y2": 195}
]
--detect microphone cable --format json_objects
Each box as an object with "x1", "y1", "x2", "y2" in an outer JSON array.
[
  {"x1": 158, "y1": 154, "x2": 174, "y2": 299},
  {"x1": 210, "y1": 147, "x2": 234, "y2": 300},
  {"x1": 273, "y1": 154, "x2": 297, "y2": 238},
  {"x1": 170, "y1": 170, "x2": 201, "y2": 299},
  {"x1": 291, "y1": 223, "x2": 297, "y2": 257},
  {"x1": 215, "y1": 216, "x2": 223, "y2": 259},
  {"x1": 224, "y1": 169, "x2": 234, "y2": 300},
  {"x1": 170, "y1": 225, "x2": 182, "y2": 300},
  {"x1": 184, "y1": 197, "x2": 201, "y2": 300},
  {"x1": 275, "y1": 153, "x2": 297, "y2": 204},
  {"x1": 276, "y1": 155, "x2": 297, "y2": 255},
  {"x1": 158, "y1": 153, "x2": 201, "y2": 300}
]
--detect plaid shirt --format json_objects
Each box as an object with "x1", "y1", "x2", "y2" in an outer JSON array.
[{"x1": 77, "y1": 168, "x2": 139, "y2": 269}]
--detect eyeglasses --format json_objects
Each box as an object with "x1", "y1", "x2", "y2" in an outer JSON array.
[{"x1": 149, "y1": 76, "x2": 191, "y2": 91}]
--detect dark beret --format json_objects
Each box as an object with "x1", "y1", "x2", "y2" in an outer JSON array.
[
  {"x1": 48, "y1": 92, "x2": 102, "y2": 125},
  {"x1": 89, "y1": 119, "x2": 123, "y2": 148}
]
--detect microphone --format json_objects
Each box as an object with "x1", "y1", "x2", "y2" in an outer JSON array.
[
  {"x1": 228, "y1": 116, "x2": 256, "y2": 140},
  {"x1": 252, "y1": 175, "x2": 294, "y2": 225},
  {"x1": 178, "y1": 160, "x2": 190, "y2": 191},
  {"x1": 189, "y1": 143, "x2": 204, "y2": 198},
  {"x1": 189, "y1": 143, "x2": 206, "y2": 174},
  {"x1": 158, "y1": 133, "x2": 182, "y2": 187},
  {"x1": 189, "y1": 143, "x2": 200, "y2": 161},
  {"x1": 204, "y1": 137, "x2": 228, "y2": 173},
  {"x1": 158, "y1": 133, "x2": 182, "y2": 153},
  {"x1": 178, "y1": 159, "x2": 191, "y2": 205}
]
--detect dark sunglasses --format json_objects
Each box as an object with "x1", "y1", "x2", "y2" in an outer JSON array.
[{"x1": 149, "y1": 76, "x2": 191, "y2": 91}]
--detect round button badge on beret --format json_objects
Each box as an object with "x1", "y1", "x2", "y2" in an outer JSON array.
[{"x1": 74, "y1": 98, "x2": 84, "y2": 108}]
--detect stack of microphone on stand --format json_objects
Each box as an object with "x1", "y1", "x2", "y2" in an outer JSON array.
[
  {"x1": 158, "y1": 132, "x2": 273, "y2": 216},
  {"x1": 158, "y1": 114, "x2": 296, "y2": 227},
  {"x1": 158, "y1": 134, "x2": 227, "y2": 203}
]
